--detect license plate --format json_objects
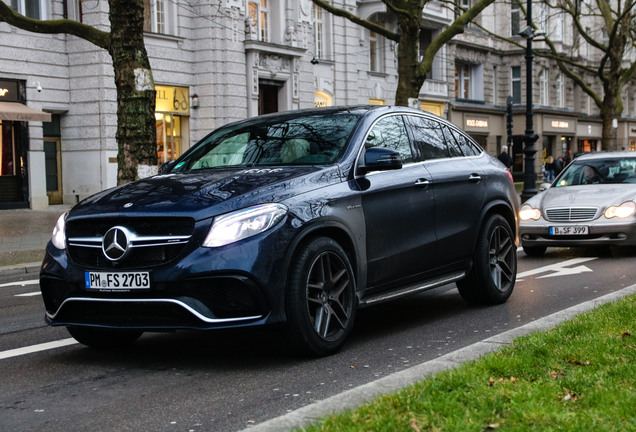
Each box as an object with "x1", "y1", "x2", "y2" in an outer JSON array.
[
  {"x1": 549, "y1": 226, "x2": 589, "y2": 235},
  {"x1": 85, "y1": 271, "x2": 150, "y2": 290}
]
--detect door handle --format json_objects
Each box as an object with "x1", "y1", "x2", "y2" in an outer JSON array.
[
  {"x1": 414, "y1": 178, "x2": 430, "y2": 187},
  {"x1": 469, "y1": 174, "x2": 482, "y2": 183}
]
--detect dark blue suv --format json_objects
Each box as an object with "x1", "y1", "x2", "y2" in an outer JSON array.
[{"x1": 40, "y1": 106, "x2": 519, "y2": 356}]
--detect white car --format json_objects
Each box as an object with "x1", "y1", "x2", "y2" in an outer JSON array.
[{"x1": 519, "y1": 151, "x2": 636, "y2": 256}]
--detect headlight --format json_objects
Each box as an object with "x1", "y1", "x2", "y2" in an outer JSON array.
[
  {"x1": 203, "y1": 203, "x2": 288, "y2": 248},
  {"x1": 604, "y1": 201, "x2": 636, "y2": 219},
  {"x1": 51, "y1": 212, "x2": 68, "y2": 250},
  {"x1": 519, "y1": 204, "x2": 541, "y2": 221}
]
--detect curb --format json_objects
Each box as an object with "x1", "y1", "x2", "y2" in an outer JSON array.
[
  {"x1": 242, "y1": 283, "x2": 636, "y2": 432},
  {"x1": 0, "y1": 262, "x2": 42, "y2": 277}
]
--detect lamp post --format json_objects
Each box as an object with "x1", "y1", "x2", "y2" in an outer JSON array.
[{"x1": 519, "y1": 0, "x2": 538, "y2": 202}]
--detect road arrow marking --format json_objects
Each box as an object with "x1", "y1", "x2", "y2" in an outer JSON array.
[{"x1": 517, "y1": 257, "x2": 597, "y2": 281}]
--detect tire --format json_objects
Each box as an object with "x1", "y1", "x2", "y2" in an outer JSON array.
[
  {"x1": 522, "y1": 245, "x2": 547, "y2": 257},
  {"x1": 457, "y1": 214, "x2": 517, "y2": 305},
  {"x1": 67, "y1": 326, "x2": 143, "y2": 348},
  {"x1": 285, "y1": 237, "x2": 357, "y2": 356}
]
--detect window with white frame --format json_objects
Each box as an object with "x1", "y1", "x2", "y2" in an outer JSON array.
[
  {"x1": 556, "y1": 73, "x2": 565, "y2": 107},
  {"x1": 312, "y1": 3, "x2": 330, "y2": 60},
  {"x1": 10, "y1": 0, "x2": 47, "y2": 19},
  {"x1": 143, "y1": 0, "x2": 178, "y2": 35},
  {"x1": 510, "y1": 2, "x2": 520, "y2": 36},
  {"x1": 455, "y1": 63, "x2": 483, "y2": 101},
  {"x1": 539, "y1": 69, "x2": 548, "y2": 105},
  {"x1": 511, "y1": 66, "x2": 521, "y2": 104},
  {"x1": 552, "y1": 13, "x2": 563, "y2": 41},
  {"x1": 66, "y1": 0, "x2": 82, "y2": 21},
  {"x1": 248, "y1": 0, "x2": 270, "y2": 42}
]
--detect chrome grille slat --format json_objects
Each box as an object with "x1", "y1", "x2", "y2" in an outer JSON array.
[{"x1": 545, "y1": 207, "x2": 598, "y2": 222}]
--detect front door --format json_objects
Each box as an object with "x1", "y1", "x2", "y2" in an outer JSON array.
[{"x1": 44, "y1": 138, "x2": 62, "y2": 204}]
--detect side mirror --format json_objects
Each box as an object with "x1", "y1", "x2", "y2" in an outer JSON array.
[
  {"x1": 358, "y1": 147, "x2": 403, "y2": 175},
  {"x1": 159, "y1": 160, "x2": 177, "y2": 174},
  {"x1": 539, "y1": 182, "x2": 552, "y2": 191}
]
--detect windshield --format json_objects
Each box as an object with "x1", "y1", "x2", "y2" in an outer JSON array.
[
  {"x1": 555, "y1": 157, "x2": 636, "y2": 187},
  {"x1": 171, "y1": 111, "x2": 364, "y2": 172}
]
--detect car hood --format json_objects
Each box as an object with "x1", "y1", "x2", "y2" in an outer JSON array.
[
  {"x1": 70, "y1": 166, "x2": 341, "y2": 220},
  {"x1": 531, "y1": 184, "x2": 636, "y2": 209}
]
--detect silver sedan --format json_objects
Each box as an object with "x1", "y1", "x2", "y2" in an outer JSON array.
[{"x1": 519, "y1": 151, "x2": 636, "y2": 256}]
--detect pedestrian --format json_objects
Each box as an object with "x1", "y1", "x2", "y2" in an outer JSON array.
[
  {"x1": 544, "y1": 156, "x2": 555, "y2": 181},
  {"x1": 498, "y1": 146, "x2": 512, "y2": 169},
  {"x1": 554, "y1": 156, "x2": 564, "y2": 176}
]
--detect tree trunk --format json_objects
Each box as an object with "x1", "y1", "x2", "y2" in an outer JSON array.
[
  {"x1": 394, "y1": 15, "x2": 424, "y2": 106},
  {"x1": 109, "y1": 0, "x2": 157, "y2": 184}
]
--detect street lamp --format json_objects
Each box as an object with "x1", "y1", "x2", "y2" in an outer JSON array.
[{"x1": 519, "y1": 0, "x2": 539, "y2": 202}]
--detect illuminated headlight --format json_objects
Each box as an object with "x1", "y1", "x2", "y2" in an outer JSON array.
[
  {"x1": 203, "y1": 203, "x2": 288, "y2": 247},
  {"x1": 519, "y1": 204, "x2": 541, "y2": 221},
  {"x1": 604, "y1": 201, "x2": 636, "y2": 219},
  {"x1": 51, "y1": 212, "x2": 68, "y2": 250}
]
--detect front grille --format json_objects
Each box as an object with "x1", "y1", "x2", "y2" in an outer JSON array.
[
  {"x1": 67, "y1": 217, "x2": 195, "y2": 269},
  {"x1": 545, "y1": 207, "x2": 598, "y2": 222}
]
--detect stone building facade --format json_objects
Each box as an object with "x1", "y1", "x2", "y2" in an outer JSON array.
[{"x1": 1, "y1": 0, "x2": 634, "y2": 209}]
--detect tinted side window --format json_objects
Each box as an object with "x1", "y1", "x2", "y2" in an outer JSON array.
[
  {"x1": 404, "y1": 116, "x2": 449, "y2": 161},
  {"x1": 440, "y1": 125, "x2": 463, "y2": 157},
  {"x1": 365, "y1": 115, "x2": 413, "y2": 163},
  {"x1": 447, "y1": 127, "x2": 481, "y2": 156}
]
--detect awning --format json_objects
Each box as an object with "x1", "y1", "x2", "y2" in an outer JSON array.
[{"x1": 0, "y1": 101, "x2": 51, "y2": 122}]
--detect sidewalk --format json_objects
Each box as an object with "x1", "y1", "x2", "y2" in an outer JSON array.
[{"x1": 0, "y1": 205, "x2": 72, "y2": 276}]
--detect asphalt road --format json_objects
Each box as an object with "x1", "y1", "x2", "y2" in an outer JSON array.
[{"x1": 1, "y1": 246, "x2": 635, "y2": 432}]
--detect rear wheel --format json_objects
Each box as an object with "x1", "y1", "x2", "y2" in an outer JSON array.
[
  {"x1": 457, "y1": 214, "x2": 516, "y2": 305},
  {"x1": 523, "y1": 245, "x2": 547, "y2": 256},
  {"x1": 285, "y1": 237, "x2": 356, "y2": 356},
  {"x1": 67, "y1": 327, "x2": 143, "y2": 348}
]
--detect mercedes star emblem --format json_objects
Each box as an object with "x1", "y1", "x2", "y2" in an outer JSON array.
[{"x1": 102, "y1": 226, "x2": 132, "y2": 261}]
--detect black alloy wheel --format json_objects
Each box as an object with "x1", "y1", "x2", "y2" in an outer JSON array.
[
  {"x1": 457, "y1": 214, "x2": 517, "y2": 305},
  {"x1": 286, "y1": 237, "x2": 356, "y2": 356}
]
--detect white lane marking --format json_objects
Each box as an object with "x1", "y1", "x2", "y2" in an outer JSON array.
[
  {"x1": 0, "y1": 279, "x2": 39, "y2": 288},
  {"x1": 517, "y1": 257, "x2": 597, "y2": 281},
  {"x1": 15, "y1": 292, "x2": 42, "y2": 297},
  {"x1": 0, "y1": 338, "x2": 78, "y2": 361}
]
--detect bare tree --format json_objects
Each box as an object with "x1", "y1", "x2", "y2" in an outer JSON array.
[
  {"x1": 0, "y1": 0, "x2": 156, "y2": 184},
  {"x1": 311, "y1": 0, "x2": 495, "y2": 106},
  {"x1": 533, "y1": 0, "x2": 636, "y2": 149}
]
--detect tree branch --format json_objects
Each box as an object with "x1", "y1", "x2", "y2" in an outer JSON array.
[{"x1": 0, "y1": 2, "x2": 110, "y2": 49}]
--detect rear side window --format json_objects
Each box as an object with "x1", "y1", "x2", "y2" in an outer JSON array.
[
  {"x1": 404, "y1": 116, "x2": 449, "y2": 161},
  {"x1": 446, "y1": 126, "x2": 482, "y2": 156}
]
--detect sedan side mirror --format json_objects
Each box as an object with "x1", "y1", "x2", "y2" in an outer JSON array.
[
  {"x1": 358, "y1": 147, "x2": 403, "y2": 175},
  {"x1": 159, "y1": 160, "x2": 177, "y2": 174},
  {"x1": 539, "y1": 182, "x2": 552, "y2": 191}
]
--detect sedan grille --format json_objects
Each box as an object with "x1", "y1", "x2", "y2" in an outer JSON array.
[
  {"x1": 545, "y1": 207, "x2": 598, "y2": 222},
  {"x1": 66, "y1": 217, "x2": 195, "y2": 269}
]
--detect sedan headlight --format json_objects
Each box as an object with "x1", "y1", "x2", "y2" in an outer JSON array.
[
  {"x1": 51, "y1": 212, "x2": 68, "y2": 250},
  {"x1": 203, "y1": 203, "x2": 288, "y2": 248},
  {"x1": 519, "y1": 204, "x2": 541, "y2": 221},
  {"x1": 604, "y1": 201, "x2": 636, "y2": 219}
]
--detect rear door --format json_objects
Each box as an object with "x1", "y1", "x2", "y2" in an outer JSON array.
[{"x1": 358, "y1": 114, "x2": 437, "y2": 291}]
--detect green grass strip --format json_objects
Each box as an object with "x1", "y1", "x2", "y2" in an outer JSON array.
[{"x1": 302, "y1": 294, "x2": 636, "y2": 432}]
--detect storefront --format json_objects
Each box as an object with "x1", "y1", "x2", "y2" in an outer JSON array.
[
  {"x1": 448, "y1": 105, "x2": 505, "y2": 158},
  {"x1": 626, "y1": 122, "x2": 636, "y2": 151},
  {"x1": 576, "y1": 121, "x2": 603, "y2": 154},
  {"x1": 0, "y1": 79, "x2": 50, "y2": 209},
  {"x1": 155, "y1": 84, "x2": 191, "y2": 165}
]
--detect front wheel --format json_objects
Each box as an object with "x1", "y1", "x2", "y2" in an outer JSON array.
[
  {"x1": 285, "y1": 237, "x2": 357, "y2": 356},
  {"x1": 457, "y1": 214, "x2": 517, "y2": 305},
  {"x1": 67, "y1": 326, "x2": 143, "y2": 348}
]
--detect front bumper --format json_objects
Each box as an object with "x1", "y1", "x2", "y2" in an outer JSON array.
[
  {"x1": 39, "y1": 219, "x2": 294, "y2": 331},
  {"x1": 520, "y1": 219, "x2": 636, "y2": 248}
]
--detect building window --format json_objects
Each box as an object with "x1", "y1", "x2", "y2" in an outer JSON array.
[
  {"x1": 143, "y1": 0, "x2": 177, "y2": 35},
  {"x1": 248, "y1": 0, "x2": 269, "y2": 42},
  {"x1": 312, "y1": 3, "x2": 324, "y2": 59},
  {"x1": 455, "y1": 64, "x2": 471, "y2": 99},
  {"x1": 511, "y1": 66, "x2": 521, "y2": 104},
  {"x1": 369, "y1": 30, "x2": 382, "y2": 72},
  {"x1": 511, "y1": 2, "x2": 520, "y2": 36},
  {"x1": 556, "y1": 73, "x2": 564, "y2": 107},
  {"x1": 539, "y1": 69, "x2": 548, "y2": 105},
  {"x1": 10, "y1": 0, "x2": 46, "y2": 19}
]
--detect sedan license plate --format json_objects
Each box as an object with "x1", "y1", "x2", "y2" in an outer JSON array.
[
  {"x1": 85, "y1": 271, "x2": 150, "y2": 290},
  {"x1": 549, "y1": 226, "x2": 589, "y2": 236}
]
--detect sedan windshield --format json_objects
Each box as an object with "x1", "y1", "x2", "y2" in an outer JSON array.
[
  {"x1": 172, "y1": 111, "x2": 363, "y2": 172},
  {"x1": 555, "y1": 157, "x2": 636, "y2": 187}
]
